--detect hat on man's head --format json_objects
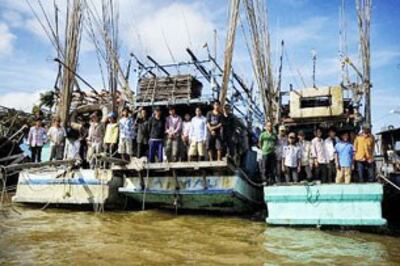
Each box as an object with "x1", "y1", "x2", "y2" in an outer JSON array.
[
  {"x1": 107, "y1": 112, "x2": 116, "y2": 118},
  {"x1": 362, "y1": 123, "x2": 371, "y2": 130},
  {"x1": 279, "y1": 125, "x2": 287, "y2": 131}
]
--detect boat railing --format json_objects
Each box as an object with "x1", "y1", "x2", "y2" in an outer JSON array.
[
  {"x1": 109, "y1": 157, "x2": 232, "y2": 172},
  {"x1": 134, "y1": 95, "x2": 215, "y2": 107},
  {"x1": 3, "y1": 160, "x2": 75, "y2": 172},
  {"x1": 142, "y1": 158, "x2": 229, "y2": 171}
]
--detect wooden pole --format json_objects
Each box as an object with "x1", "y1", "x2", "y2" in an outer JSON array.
[
  {"x1": 58, "y1": 0, "x2": 83, "y2": 128},
  {"x1": 356, "y1": 0, "x2": 372, "y2": 127},
  {"x1": 219, "y1": 0, "x2": 240, "y2": 106}
]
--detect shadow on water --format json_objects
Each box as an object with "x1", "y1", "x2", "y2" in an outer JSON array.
[{"x1": 1, "y1": 206, "x2": 400, "y2": 265}]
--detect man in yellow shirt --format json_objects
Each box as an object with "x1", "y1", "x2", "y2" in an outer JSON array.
[{"x1": 354, "y1": 124, "x2": 375, "y2": 182}]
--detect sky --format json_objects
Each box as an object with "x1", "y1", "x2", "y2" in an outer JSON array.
[{"x1": 0, "y1": 0, "x2": 399, "y2": 131}]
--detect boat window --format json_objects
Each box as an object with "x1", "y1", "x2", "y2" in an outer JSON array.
[{"x1": 300, "y1": 96, "x2": 332, "y2": 108}]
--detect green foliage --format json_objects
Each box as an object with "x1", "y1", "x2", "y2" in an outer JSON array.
[
  {"x1": 32, "y1": 105, "x2": 41, "y2": 115},
  {"x1": 39, "y1": 91, "x2": 55, "y2": 109}
]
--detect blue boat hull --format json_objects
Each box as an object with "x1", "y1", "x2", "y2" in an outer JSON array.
[
  {"x1": 264, "y1": 183, "x2": 387, "y2": 226},
  {"x1": 119, "y1": 172, "x2": 263, "y2": 213}
]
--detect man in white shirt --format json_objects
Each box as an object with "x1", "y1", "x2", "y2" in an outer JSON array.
[
  {"x1": 297, "y1": 130, "x2": 313, "y2": 181},
  {"x1": 276, "y1": 125, "x2": 288, "y2": 183},
  {"x1": 64, "y1": 128, "x2": 81, "y2": 163},
  {"x1": 324, "y1": 127, "x2": 339, "y2": 183},
  {"x1": 189, "y1": 107, "x2": 207, "y2": 161},
  {"x1": 87, "y1": 112, "x2": 105, "y2": 169},
  {"x1": 311, "y1": 128, "x2": 329, "y2": 183},
  {"x1": 47, "y1": 117, "x2": 66, "y2": 161},
  {"x1": 282, "y1": 132, "x2": 301, "y2": 183}
]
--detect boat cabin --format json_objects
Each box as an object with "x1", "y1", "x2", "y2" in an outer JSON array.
[{"x1": 280, "y1": 85, "x2": 361, "y2": 137}]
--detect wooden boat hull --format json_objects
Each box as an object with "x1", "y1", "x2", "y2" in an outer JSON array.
[
  {"x1": 264, "y1": 183, "x2": 387, "y2": 226},
  {"x1": 12, "y1": 169, "x2": 123, "y2": 207},
  {"x1": 119, "y1": 173, "x2": 263, "y2": 213}
]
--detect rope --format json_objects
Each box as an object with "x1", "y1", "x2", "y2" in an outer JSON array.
[
  {"x1": 304, "y1": 182, "x2": 320, "y2": 205},
  {"x1": 40, "y1": 168, "x2": 71, "y2": 211},
  {"x1": 142, "y1": 164, "x2": 150, "y2": 211},
  {"x1": 173, "y1": 169, "x2": 180, "y2": 215},
  {"x1": 0, "y1": 166, "x2": 8, "y2": 209},
  {"x1": 378, "y1": 173, "x2": 400, "y2": 192},
  {"x1": 236, "y1": 166, "x2": 264, "y2": 187}
]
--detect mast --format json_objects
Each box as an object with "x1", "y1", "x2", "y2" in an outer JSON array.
[
  {"x1": 86, "y1": 0, "x2": 133, "y2": 110},
  {"x1": 58, "y1": 0, "x2": 84, "y2": 128},
  {"x1": 356, "y1": 0, "x2": 372, "y2": 126},
  {"x1": 339, "y1": 0, "x2": 350, "y2": 85},
  {"x1": 219, "y1": 0, "x2": 240, "y2": 106},
  {"x1": 26, "y1": 0, "x2": 84, "y2": 128},
  {"x1": 276, "y1": 40, "x2": 284, "y2": 123},
  {"x1": 311, "y1": 49, "x2": 317, "y2": 88},
  {"x1": 243, "y1": 0, "x2": 276, "y2": 123}
]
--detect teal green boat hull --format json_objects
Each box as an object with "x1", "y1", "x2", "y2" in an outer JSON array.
[
  {"x1": 119, "y1": 172, "x2": 263, "y2": 213},
  {"x1": 264, "y1": 183, "x2": 387, "y2": 226}
]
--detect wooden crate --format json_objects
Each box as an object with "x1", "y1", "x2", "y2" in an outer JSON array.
[{"x1": 137, "y1": 75, "x2": 202, "y2": 102}]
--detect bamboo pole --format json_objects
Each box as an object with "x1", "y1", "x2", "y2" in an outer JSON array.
[
  {"x1": 356, "y1": 0, "x2": 372, "y2": 127},
  {"x1": 219, "y1": 0, "x2": 240, "y2": 106},
  {"x1": 57, "y1": 0, "x2": 84, "y2": 128}
]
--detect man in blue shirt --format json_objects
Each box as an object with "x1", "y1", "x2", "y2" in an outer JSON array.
[{"x1": 334, "y1": 132, "x2": 354, "y2": 183}]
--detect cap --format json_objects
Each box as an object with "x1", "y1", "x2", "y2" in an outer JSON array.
[
  {"x1": 279, "y1": 125, "x2": 287, "y2": 131},
  {"x1": 107, "y1": 112, "x2": 116, "y2": 118},
  {"x1": 362, "y1": 123, "x2": 371, "y2": 130},
  {"x1": 288, "y1": 132, "x2": 296, "y2": 138}
]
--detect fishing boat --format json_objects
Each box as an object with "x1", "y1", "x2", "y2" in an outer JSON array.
[
  {"x1": 10, "y1": 157, "x2": 125, "y2": 209},
  {"x1": 119, "y1": 158, "x2": 263, "y2": 213},
  {"x1": 262, "y1": 85, "x2": 386, "y2": 227},
  {"x1": 117, "y1": 61, "x2": 264, "y2": 213}
]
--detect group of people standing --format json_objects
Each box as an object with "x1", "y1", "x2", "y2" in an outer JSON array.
[
  {"x1": 259, "y1": 122, "x2": 375, "y2": 185},
  {"x1": 27, "y1": 100, "x2": 242, "y2": 168},
  {"x1": 27, "y1": 117, "x2": 68, "y2": 163},
  {"x1": 135, "y1": 100, "x2": 240, "y2": 163}
]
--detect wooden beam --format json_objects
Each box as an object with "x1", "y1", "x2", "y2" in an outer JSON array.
[
  {"x1": 132, "y1": 158, "x2": 229, "y2": 171},
  {"x1": 4, "y1": 160, "x2": 75, "y2": 172}
]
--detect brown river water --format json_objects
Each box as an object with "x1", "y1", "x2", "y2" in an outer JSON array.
[{"x1": 1, "y1": 207, "x2": 400, "y2": 265}]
